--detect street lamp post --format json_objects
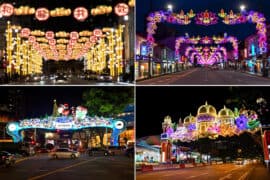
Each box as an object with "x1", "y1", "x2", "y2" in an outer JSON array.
[
  {"x1": 167, "y1": 4, "x2": 173, "y2": 12},
  {"x1": 148, "y1": 53, "x2": 152, "y2": 78}
]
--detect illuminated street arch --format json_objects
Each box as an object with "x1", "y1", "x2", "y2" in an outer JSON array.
[
  {"x1": 146, "y1": 9, "x2": 267, "y2": 54},
  {"x1": 175, "y1": 35, "x2": 238, "y2": 60},
  {"x1": 161, "y1": 102, "x2": 261, "y2": 143},
  {"x1": 6, "y1": 116, "x2": 126, "y2": 146},
  {"x1": 185, "y1": 46, "x2": 227, "y2": 65}
]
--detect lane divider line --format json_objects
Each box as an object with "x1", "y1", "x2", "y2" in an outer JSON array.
[{"x1": 27, "y1": 158, "x2": 98, "y2": 180}]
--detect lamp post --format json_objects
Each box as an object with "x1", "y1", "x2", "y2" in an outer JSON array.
[
  {"x1": 148, "y1": 53, "x2": 152, "y2": 78},
  {"x1": 240, "y1": 5, "x2": 246, "y2": 12},
  {"x1": 167, "y1": 4, "x2": 173, "y2": 12}
]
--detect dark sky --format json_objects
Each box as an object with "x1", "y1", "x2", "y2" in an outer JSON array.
[
  {"x1": 136, "y1": 0, "x2": 270, "y2": 41},
  {"x1": 0, "y1": 86, "x2": 133, "y2": 119},
  {"x1": 0, "y1": 87, "x2": 86, "y2": 118},
  {"x1": 136, "y1": 86, "x2": 270, "y2": 138},
  {"x1": 4, "y1": 0, "x2": 129, "y2": 32}
]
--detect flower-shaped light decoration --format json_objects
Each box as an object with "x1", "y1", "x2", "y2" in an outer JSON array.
[
  {"x1": 235, "y1": 114, "x2": 248, "y2": 131},
  {"x1": 195, "y1": 10, "x2": 218, "y2": 26},
  {"x1": 247, "y1": 111, "x2": 260, "y2": 130}
]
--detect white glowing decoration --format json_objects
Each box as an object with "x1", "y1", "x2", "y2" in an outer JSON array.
[
  {"x1": 115, "y1": 121, "x2": 124, "y2": 129},
  {"x1": 8, "y1": 124, "x2": 16, "y2": 132}
]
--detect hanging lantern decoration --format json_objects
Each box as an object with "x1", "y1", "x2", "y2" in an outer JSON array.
[
  {"x1": 35, "y1": 8, "x2": 50, "y2": 21},
  {"x1": 0, "y1": 3, "x2": 14, "y2": 17},
  {"x1": 195, "y1": 10, "x2": 218, "y2": 26},
  {"x1": 93, "y1": 29, "x2": 102, "y2": 37},
  {"x1": 73, "y1": 7, "x2": 88, "y2": 21},
  {"x1": 45, "y1": 31, "x2": 54, "y2": 40},
  {"x1": 69, "y1": 39, "x2": 77, "y2": 45},
  {"x1": 28, "y1": 36, "x2": 36, "y2": 43},
  {"x1": 49, "y1": 39, "x2": 56, "y2": 46},
  {"x1": 89, "y1": 35, "x2": 98, "y2": 43},
  {"x1": 20, "y1": 28, "x2": 31, "y2": 38},
  {"x1": 70, "y1": 31, "x2": 79, "y2": 40},
  {"x1": 114, "y1": 3, "x2": 129, "y2": 16}
]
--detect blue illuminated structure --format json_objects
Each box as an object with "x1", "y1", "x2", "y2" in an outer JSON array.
[{"x1": 6, "y1": 116, "x2": 126, "y2": 146}]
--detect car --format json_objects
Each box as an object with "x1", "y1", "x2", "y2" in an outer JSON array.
[
  {"x1": 97, "y1": 73, "x2": 113, "y2": 82},
  {"x1": 37, "y1": 148, "x2": 49, "y2": 153},
  {"x1": 0, "y1": 151, "x2": 16, "y2": 167},
  {"x1": 55, "y1": 75, "x2": 68, "y2": 83},
  {"x1": 107, "y1": 146, "x2": 126, "y2": 155},
  {"x1": 87, "y1": 147, "x2": 114, "y2": 156},
  {"x1": 234, "y1": 158, "x2": 244, "y2": 165},
  {"x1": 49, "y1": 148, "x2": 80, "y2": 159}
]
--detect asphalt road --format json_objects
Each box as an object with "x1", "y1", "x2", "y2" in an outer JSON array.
[
  {"x1": 6, "y1": 78, "x2": 132, "y2": 86},
  {"x1": 137, "y1": 68, "x2": 270, "y2": 85},
  {"x1": 0, "y1": 154, "x2": 134, "y2": 180},
  {"x1": 136, "y1": 163, "x2": 270, "y2": 180}
]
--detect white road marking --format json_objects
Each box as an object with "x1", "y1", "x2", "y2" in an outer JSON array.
[{"x1": 219, "y1": 173, "x2": 232, "y2": 180}]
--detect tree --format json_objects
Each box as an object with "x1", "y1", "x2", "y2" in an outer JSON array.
[{"x1": 82, "y1": 87, "x2": 134, "y2": 117}]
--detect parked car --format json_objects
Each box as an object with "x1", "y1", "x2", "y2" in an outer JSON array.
[
  {"x1": 97, "y1": 73, "x2": 113, "y2": 82},
  {"x1": 0, "y1": 151, "x2": 16, "y2": 167},
  {"x1": 107, "y1": 146, "x2": 126, "y2": 155},
  {"x1": 234, "y1": 158, "x2": 244, "y2": 165},
  {"x1": 87, "y1": 147, "x2": 114, "y2": 156},
  {"x1": 37, "y1": 148, "x2": 50, "y2": 153},
  {"x1": 49, "y1": 148, "x2": 80, "y2": 159}
]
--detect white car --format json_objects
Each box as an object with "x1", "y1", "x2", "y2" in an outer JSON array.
[{"x1": 49, "y1": 148, "x2": 80, "y2": 159}]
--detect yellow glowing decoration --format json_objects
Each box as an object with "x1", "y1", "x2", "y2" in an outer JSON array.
[
  {"x1": 14, "y1": 6, "x2": 35, "y2": 15},
  {"x1": 91, "y1": 6, "x2": 112, "y2": 16},
  {"x1": 50, "y1": 7, "x2": 71, "y2": 17}
]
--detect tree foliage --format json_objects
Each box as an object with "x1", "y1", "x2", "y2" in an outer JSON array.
[{"x1": 82, "y1": 87, "x2": 134, "y2": 117}]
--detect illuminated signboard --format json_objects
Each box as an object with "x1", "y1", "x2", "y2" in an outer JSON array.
[{"x1": 6, "y1": 116, "x2": 126, "y2": 146}]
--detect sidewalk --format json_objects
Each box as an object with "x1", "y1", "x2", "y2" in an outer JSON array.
[
  {"x1": 136, "y1": 68, "x2": 194, "y2": 81},
  {"x1": 248, "y1": 164, "x2": 270, "y2": 180}
]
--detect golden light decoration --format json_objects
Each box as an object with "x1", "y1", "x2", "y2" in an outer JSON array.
[
  {"x1": 57, "y1": 39, "x2": 69, "y2": 44},
  {"x1": 20, "y1": 28, "x2": 31, "y2": 38},
  {"x1": 114, "y1": 3, "x2": 129, "y2": 16},
  {"x1": 79, "y1": 31, "x2": 92, "y2": 36},
  {"x1": 73, "y1": 7, "x2": 88, "y2": 21},
  {"x1": 35, "y1": 8, "x2": 50, "y2": 21},
  {"x1": 78, "y1": 37, "x2": 89, "y2": 43},
  {"x1": 128, "y1": 0, "x2": 135, "y2": 7},
  {"x1": 28, "y1": 36, "x2": 36, "y2": 43},
  {"x1": 0, "y1": 3, "x2": 14, "y2": 17},
  {"x1": 14, "y1": 6, "x2": 35, "y2": 15},
  {"x1": 36, "y1": 37, "x2": 48, "y2": 43},
  {"x1": 45, "y1": 31, "x2": 54, "y2": 39},
  {"x1": 31, "y1": 30, "x2": 45, "y2": 36},
  {"x1": 70, "y1": 31, "x2": 79, "y2": 40},
  {"x1": 50, "y1": 7, "x2": 71, "y2": 17},
  {"x1": 55, "y1": 31, "x2": 69, "y2": 38},
  {"x1": 93, "y1": 29, "x2": 103, "y2": 37},
  {"x1": 91, "y1": 5, "x2": 112, "y2": 16}
]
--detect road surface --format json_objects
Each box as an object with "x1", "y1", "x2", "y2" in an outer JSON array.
[
  {"x1": 0, "y1": 154, "x2": 134, "y2": 180},
  {"x1": 137, "y1": 68, "x2": 270, "y2": 85},
  {"x1": 136, "y1": 163, "x2": 270, "y2": 180}
]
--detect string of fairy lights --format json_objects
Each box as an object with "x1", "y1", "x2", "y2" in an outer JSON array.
[{"x1": 5, "y1": 23, "x2": 125, "y2": 76}]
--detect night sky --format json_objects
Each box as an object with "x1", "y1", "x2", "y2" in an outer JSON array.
[
  {"x1": 0, "y1": 87, "x2": 85, "y2": 118},
  {"x1": 136, "y1": 86, "x2": 270, "y2": 138},
  {"x1": 136, "y1": 0, "x2": 270, "y2": 41},
  {"x1": 0, "y1": 86, "x2": 133, "y2": 119}
]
